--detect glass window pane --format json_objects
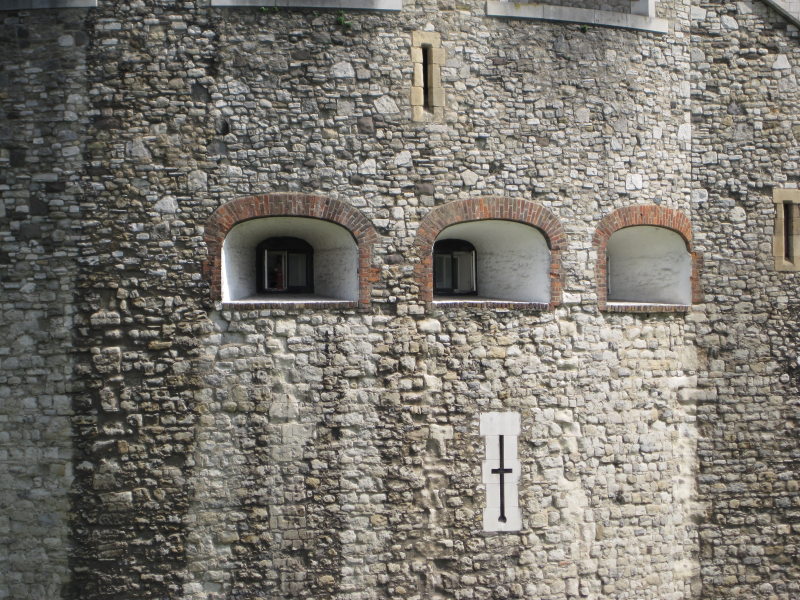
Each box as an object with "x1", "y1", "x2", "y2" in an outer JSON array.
[
  {"x1": 287, "y1": 253, "x2": 307, "y2": 288},
  {"x1": 435, "y1": 254, "x2": 452, "y2": 289},
  {"x1": 266, "y1": 251, "x2": 286, "y2": 290},
  {"x1": 454, "y1": 251, "x2": 474, "y2": 293}
]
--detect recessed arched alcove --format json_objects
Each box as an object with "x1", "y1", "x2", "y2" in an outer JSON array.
[
  {"x1": 223, "y1": 217, "x2": 358, "y2": 302},
  {"x1": 413, "y1": 197, "x2": 565, "y2": 306},
  {"x1": 435, "y1": 220, "x2": 551, "y2": 303},
  {"x1": 594, "y1": 204, "x2": 701, "y2": 311},
  {"x1": 203, "y1": 194, "x2": 379, "y2": 306},
  {"x1": 607, "y1": 226, "x2": 692, "y2": 305}
]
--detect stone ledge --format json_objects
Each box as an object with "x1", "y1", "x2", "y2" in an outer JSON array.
[
  {"x1": 0, "y1": 0, "x2": 96, "y2": 8},
  {"x1": 221, "y1": 301, "x2": 359, "y2": 311},
  {"x1": 431, "y1": 300, "x2": 550, "y2": 311},
  {"x1": 485, "y1": 1, "x2": 669, "y2": 34},
  {"x1": 603, "y1": 302, "x2": 690, "y2": 313},
  {"x1": 211, "y1": 0, "x2": 402, "y2": 10}
]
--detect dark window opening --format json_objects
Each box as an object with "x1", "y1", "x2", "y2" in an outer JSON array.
[
  {"x1": 784, "y1": 202, "x2": 793, "y2": 262},
  {"x1": 434, "y1": 239, "x2": 477, "y2": 295},
  {"x1": 256, "y1": 237, "x2": 313, "y2": 293},
  {"x1": 422, "y1": 44, "x2": 432, "y2": 112}
]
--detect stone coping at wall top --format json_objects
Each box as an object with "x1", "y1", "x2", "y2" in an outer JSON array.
[
  {"x1": 7, "y1": 0, "x2": 800, "y2": 32},
  {"x1": 1, "y1": 0, "x2": 96, "y2": 8},
  {"x1": 220, "y1": 301, "x2": 690, "y2": 313},
  {"x1": 486, "y1": 1, "x2": 669, "y2": 33}
]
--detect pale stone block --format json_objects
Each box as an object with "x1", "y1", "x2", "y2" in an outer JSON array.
[
  {"x1": 774, "y1": 188, "x2": 800, "y2": 203},
  {"x1": 412, "y1": 31, "x2": 441, "y2": 47},
  {"x1": 373, "y1": 95, "x2": 399, "y2": 114},
  {"x1": 480, "y1": 412, "x2": 520, "y2": 436},
  {"x1": 413, "y1": 63, "x2": 423, "y2": 85},
  {"x1": 482, "y1": 460, "x2": 521, "y2": 484},
  {"x1": 417, "y1": 318, "x2": 441, "y2": 333},
  {"x1": 484, "y1": 482, "x2": 520, "y2": 507},
  {"x1": 410, "y1": 86, "x2": 424, "y2": 107},
  {"x1": 429, "y1": 47, "x2": 445, "y2": 65},
  {"x1": 773, "y1": 54, "x2": 791, "y2": 70},
  {"x1": 427, "y1": 64, "x2": 441, "y2": 86},
  {"x1": 631, "y1": 0, "x2": 654, "y2": 17},
  {"x1": 485, "y1": 1, "x2": 669, "y2": 34},
  {"x1": 430, "y1": 85, "x2": 444, "y2": 108},
  {"x1": 483, "y1": 434, "x2": 518, "y2": 461},
  {"x1": 482, "y1": 504, "x2": 522, "y2": 532}
]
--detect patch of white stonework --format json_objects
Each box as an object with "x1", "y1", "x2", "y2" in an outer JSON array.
[
  {"x1": 184, "y1": 312, "x2": 389, "y2": 599},
  {"x1": 183, "y1": 383, "x2": 250, "y2": 599},
  {"x1": 480, "y1": 412, "x2": 522, "y2": 532}
]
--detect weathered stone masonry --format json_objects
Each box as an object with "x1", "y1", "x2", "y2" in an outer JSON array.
[{"x1": 1, "y1": 0, "x2": 800, "y2": 599}]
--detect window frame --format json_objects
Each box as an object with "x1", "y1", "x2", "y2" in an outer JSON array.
[
  {"x1": 433, "y1": 239, "x2": 478, "y2": 296},
  {"x1": 256, "y1": 236, "x2": 314, "y2": 294}
]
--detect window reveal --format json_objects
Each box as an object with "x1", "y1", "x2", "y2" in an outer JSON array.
[
  {"x1": 410, "y1": 30, "x2": 444, "y2": 122},
  {"x1": 256, "y1": 237, "x2": 313, "y2": 293}
]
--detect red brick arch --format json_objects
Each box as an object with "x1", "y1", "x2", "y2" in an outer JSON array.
[
  {"x1": 203, "y1": 194, "x2": 379, "y2": 306},
  {"x1": 413, "y1": 197, "x2": 566, "y2": 306},
  {"x1": 593, "y1": 204, "x2": 702, "y2": 311}
]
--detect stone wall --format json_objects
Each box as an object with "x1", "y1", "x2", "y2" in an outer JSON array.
[
  {"x1": 65, "y1": 1, "x2": 703, "y2": 598},
  {"x1": 1, "y1": 0, "x2": 799, "y2": 599},
  {"x1": 0, "y1": 8, "x2": 87, "y2": 599},
  {"x1": 691, "y1": 1, "x2": 800, "y2": 597}
]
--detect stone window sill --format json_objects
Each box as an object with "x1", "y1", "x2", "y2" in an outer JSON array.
[
  {"x1": 603, "y1": 301, "x2": 690, "y2": 313},
  {"x1": 432, "y1": 298, "x2": 549, "y2": 311},
  {"x1": 485, "y1": 1, "x2": 669, "y2": 34},
  {"x1": 222, "y1": 295, "x2": 358, "y2": 310},
  {"x1": 211, "y1": 0, "x2": 401, "y2": 10}
]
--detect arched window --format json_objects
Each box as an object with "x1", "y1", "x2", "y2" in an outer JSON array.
[
  {"x1": 433, "y1": 239, "x2": 477, "y2": 295},
  {"x1": 257, "y1": 237, "x2": 313, "y2": 294}
]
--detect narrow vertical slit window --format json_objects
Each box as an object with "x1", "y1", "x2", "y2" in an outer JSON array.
[
  {"x1": 774, "y1": 189, "x2": 800, "y2": 271},
  {"x1": 784, "y1": 202, "x2": 793, "y2": 262},
  {"x1": 422, "y1": 44, "x2": 432, "y2": 112},
  {"x1": 411, "y1": 31, "x2": 443, "y2": 122}
]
